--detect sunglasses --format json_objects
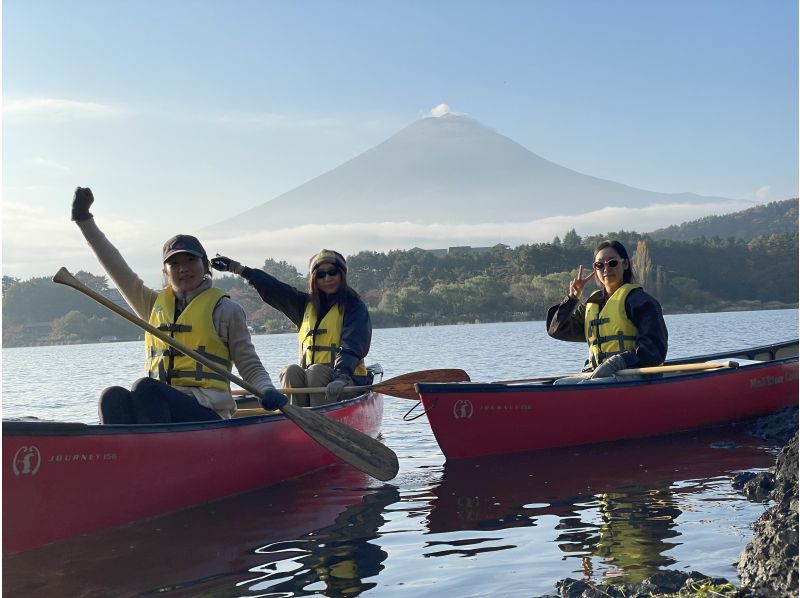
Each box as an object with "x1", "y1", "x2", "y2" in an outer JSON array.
[
  {"x1": 593, "y1": 259, "x2": 622, "y2": 271},
  {"x1": 315, "y1": 268, "x2": 341, "y2": 279}
]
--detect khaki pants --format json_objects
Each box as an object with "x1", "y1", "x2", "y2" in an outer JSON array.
[{"x1": 279, "y1": 363, "x2": 333, "y2": 407}]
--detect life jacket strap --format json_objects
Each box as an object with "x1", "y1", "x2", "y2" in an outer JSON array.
[
  {"x1": 303, "y1": 344, "x2": 337, "y2": 368},
  {"x1": 150, "y1": 345, "x2": 231, "y2": 383},
  {"x1": 157, "y1": 323, "x2": 192, "y2": 333}
]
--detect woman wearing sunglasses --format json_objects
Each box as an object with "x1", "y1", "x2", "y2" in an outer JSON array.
[
  {"x1": 546, "y1": 240, "x2": 667, "y2": 380},
  {"x1": 211, "y1": 250, "x2": 372, "y2": 406}
]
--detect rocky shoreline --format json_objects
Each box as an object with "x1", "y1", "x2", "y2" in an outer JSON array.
[{"x1": 544, "y1": 407, "x2": 799, "y2": 598}]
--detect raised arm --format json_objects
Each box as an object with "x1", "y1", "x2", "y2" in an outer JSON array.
[
  {"x1": 71, "y1": 187, "x2": 158, "y2": 320},
  {"x1": 211, "y1": 255, "x2": 308, "y2": 327},
  {"x1": 546, "y1": 265, "x2": 595, "y2": 342}
]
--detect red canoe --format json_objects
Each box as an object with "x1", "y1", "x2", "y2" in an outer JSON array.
[
  {"x1": 3, "y1": 391, "x2": 385, "y2": 554},
  {"x1": 415, "y1": 340, "x2": 798, "y2": 459}
]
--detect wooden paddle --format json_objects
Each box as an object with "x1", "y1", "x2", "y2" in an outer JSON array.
[
  {"x1": 275, "y1": 369, "x2": 471, "y2": 400},
  {"x1": 52, "y1": 267, "x2": 399, "y2": 482},
  {"x1": 492, "y1": 361, "x2": 739, "y2": 384},
  {"x1": 231, "y1": 369, "x2": 471, "y2": 417}
]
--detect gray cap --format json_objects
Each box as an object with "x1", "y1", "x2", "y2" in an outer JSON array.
[{"x1": 162, "y1": 234, "x2": 207, "y2": 263}]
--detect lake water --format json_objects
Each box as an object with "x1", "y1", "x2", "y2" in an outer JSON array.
[{"x1": 3, "y1": 310, "x2": 798, "y2": 596}]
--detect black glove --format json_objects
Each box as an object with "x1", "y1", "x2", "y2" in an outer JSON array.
[
  {"x1": 325, "y1": 375, "x2": 353, "y2": 402},
  {"x1": 589, "y1": 354, "x2": 627, "y2": 379},
  {"x1": 71, "y1": 187, "x2": 94, "y2": 221},
  {"x1": 260, "y1": 388, "x2": 288, "y2": 410},
  {"x1": 211, "y1": 255, "x2": 244, "y2": 275}
]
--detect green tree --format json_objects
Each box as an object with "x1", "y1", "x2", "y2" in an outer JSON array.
[
  {"x1": 562, "y1": 229, "x2": 582, "y2": 249},
  {"x1": 50, "y1": 310, "x2": 88, "y2": 343},
  {"x1": 3, "y1": 275, "x2": 20, "y2": 296},
  {"x1": 631, "y1": 240, "x2": 653, "y2": 292},
  {"x1": 261, "y1": 258, "x2": 306, "y2": 286}
]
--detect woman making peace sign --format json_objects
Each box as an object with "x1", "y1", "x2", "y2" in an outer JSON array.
[{"x1": 546, "y1": 240, "x2": 668, "y2": 380}]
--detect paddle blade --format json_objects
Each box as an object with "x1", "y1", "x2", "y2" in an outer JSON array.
[
  {"x1": 374, "y1": 368, "x2": 471, "y2": 400},
  {"x1": 281, "y1": 404, "x2": 399, "y2": 481}
]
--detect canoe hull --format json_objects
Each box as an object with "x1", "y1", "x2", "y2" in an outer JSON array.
[
  {"x1": 3, "y1": 392, "x2": 384, "y2": 554},
  {"x1": 416, "y1": 343, "x2": 798, "y2": 460}
]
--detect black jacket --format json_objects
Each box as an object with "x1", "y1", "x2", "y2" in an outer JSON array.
[
  {"x1": 546, "y1": 286, "x2": 668, "y2": 369},
  {"x1": 241, "y1": 268, "x2": 372, "y2": 381}
]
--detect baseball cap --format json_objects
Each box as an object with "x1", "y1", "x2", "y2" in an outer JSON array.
[{"x1": 162, "y1": 234, "x2": 208, "y2": 263}]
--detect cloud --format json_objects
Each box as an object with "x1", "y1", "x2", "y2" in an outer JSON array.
[
  {"x1": 755, "y1": 186, "x2": 771, "y2": 202},
  {"x1": 429, "y1": 104, "x2": 451, "y2": 117},
  {"x1": 3, "y1": 97, "x2": 127, "y2": 122},
  {"x1": 428, "y1": 103, "x2": 468, "y2": 118},
  {"x1": 204, "y1": 201, "x2": 751, "y2": 272},
  {"x1": 2, "y1": 201, "x2": 166, "y2": 283},
  {"x1": 2, "y1": 199, "x2": 752, "y2": 285}
]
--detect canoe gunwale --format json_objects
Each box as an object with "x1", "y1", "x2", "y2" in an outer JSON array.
[
  {"x1": 418, "y1": 356, "x2": 797, "y2": 394},
  {"x1": 2, "y1": 391, "x2": 375, "y2": 437},
  {"x1": 417, "y1": 340, "x2": 799, "y2": 395}
]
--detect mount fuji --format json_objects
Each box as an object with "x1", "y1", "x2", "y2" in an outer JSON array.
[{"x1": 209, "y1": 113, "x2": 740, "y2": 234}]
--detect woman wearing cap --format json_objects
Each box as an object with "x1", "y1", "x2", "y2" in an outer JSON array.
[
  {"x1": 546, "y1": 240, "x2": 667, "y2": 381},
  {"x1": 211, "y1": 250, "x2": 372, "y2": 406},
  {"x1": 70, "y1": 187, "x2": 287, "y2": 423}
]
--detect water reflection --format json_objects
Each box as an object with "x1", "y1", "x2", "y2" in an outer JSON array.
[
  {"x1": 240, "y1": 484, "x2": 399, "y2": 596},
  {"x1": 560, "y1": 486, "x2": 682, "y2": 584},
  {"x1": 3, "y1": 464, "x2": 397, "y2": 597},
  {"x1": 425, "y1": 427, "x2": 773, "y2": 585}
]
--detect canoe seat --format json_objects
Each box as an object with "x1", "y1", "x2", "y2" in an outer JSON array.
[{"x1": 776, "y1": 345, "x2": 799, "y2": 359}]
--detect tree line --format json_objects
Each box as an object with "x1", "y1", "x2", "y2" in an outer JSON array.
[{"x1": 2, "y1": 230, "x2": 797, "y2": 346}]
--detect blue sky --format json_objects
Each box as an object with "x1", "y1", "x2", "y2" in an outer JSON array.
[{"x1": 3, "y1": 0, "x2": 797, "y2": 284}]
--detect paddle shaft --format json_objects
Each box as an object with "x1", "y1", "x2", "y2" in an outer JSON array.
[
  {"x1": 281, "y1": 385, "x2": 392, "y2": 395},
  {"x1": 231, "y1": 367, "x2": 471, "y2": 401},
  {"x1": 492, "y1": 361, "x2": 738, "y2": 384},
  {"x1": 52, "y1": 267, "x2": 399, "y2": 481},
  {"x1": 53, "y1": 268, "x2": 261, "y2": 394}
]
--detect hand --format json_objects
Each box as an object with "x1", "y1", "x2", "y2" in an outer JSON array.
[
  {"x1": 260, "y1": 388, "x2": 288, "y2": 410},
  {"x1": 211, "y1": 255, "x2": 244, "y2": 275},
  {"x1": 71, "y1": 187, "x2": 94, "y2": 221},
  {"x1": 569, "y1": 265, "x2": 596, "y2": 299},
  {"x1": 589, "y1": 354, "x2": 627, "y2": 379},
  {"x1": 325, "y1": 376, "x2": 352, "y2": 402}
]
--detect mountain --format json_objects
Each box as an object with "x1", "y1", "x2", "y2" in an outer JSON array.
[
  {"x1": 647, "y1": 198, "x2": 798, "y2": 241},
  {"x1": 209, "y1": 114, "x2": 739, "y2": 234}
]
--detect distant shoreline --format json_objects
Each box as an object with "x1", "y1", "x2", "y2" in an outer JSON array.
[{"x1": 4, "y1": 303, "x2": 797, "y2": 349}]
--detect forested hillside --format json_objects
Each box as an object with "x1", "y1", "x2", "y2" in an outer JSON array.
[
  {"x1": 3, "y1": 229, "x2": 796, "y2": 346},
  {"x1": 648, "y1": 199, "x2": 798, "y2": 241}
]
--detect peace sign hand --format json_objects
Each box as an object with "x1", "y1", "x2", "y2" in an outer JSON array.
[{"x1": 569, "y1": 265, "x2": 596, "y2": 299}]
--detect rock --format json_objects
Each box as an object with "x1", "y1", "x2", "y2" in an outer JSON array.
[
  {"x1": 746, "y1": 406, "x2": 799, "y2": 444},
  {"x1": 732, "y1": 471, "x2": 757, "y2": 489},
  {"x1": 742, "y1": 471, "x2": 776, "y2": 502},
  {"x1": 736, "y1": 432, "x2": 799, "y2": 597},
  {"x1": 547, "y1": 423, "x2": 798, "y2": 597}
]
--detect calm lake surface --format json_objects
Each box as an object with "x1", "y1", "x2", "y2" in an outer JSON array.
[{"x1": 3, "y1": 309, "x2": 798, "y2": 596}]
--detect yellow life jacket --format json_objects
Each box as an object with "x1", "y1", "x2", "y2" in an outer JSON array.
[
  {"x1": 595, "y1": 491, "x2": 677, "y2": 583},
  {"x1": 298, "y1": 301, "x2": 367, "y2": 377},
  {"x1": 584, "y1": 283, "x2": 641, "y2": 368},
  {"x1": 145, "y1": 287, "x2": 232, "y2": 391}
]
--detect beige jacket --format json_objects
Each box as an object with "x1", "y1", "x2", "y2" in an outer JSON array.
[{"x1": 76, "y1": 217, "x2": 275, "y2": 418}]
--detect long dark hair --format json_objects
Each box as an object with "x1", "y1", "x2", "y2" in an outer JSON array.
[{"x1": 594, "y1": 240, "x2": 636, "y2": 284}]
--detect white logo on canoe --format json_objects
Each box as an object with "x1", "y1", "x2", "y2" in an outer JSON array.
[
  {"x1": 12, "y1": 445, "x2": 41, "y2": 476},
  {"x1": 453, "y1": 399, "x2": 474, "y2": 419}
]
